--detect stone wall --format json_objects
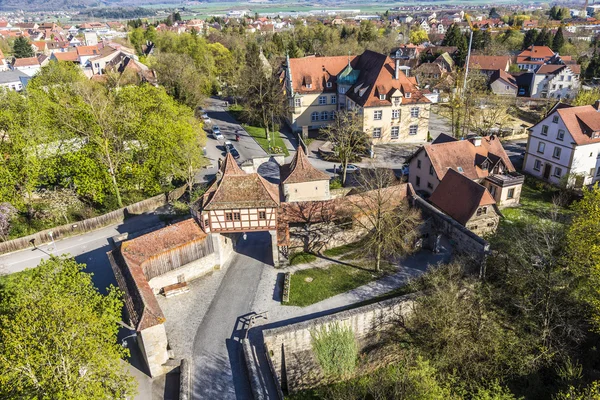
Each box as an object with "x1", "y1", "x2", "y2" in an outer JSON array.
[
  {"x1": 147, "y1": 252, "x2": 219, "y2": 294},
  {"x1": 262, "y1": 295, "x2": 417, "y2": 393},
  {"x1": 137, "y1": 323, "x2": 170, "y2": 377},
  {"x1": 413, "y1": 196, "x2": 489, "y2": 259}
]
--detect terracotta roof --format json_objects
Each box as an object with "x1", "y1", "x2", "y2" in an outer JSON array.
[
  {"x1": 31, "y1": 41, "x2": 46, "y2": 50},
  {"x1": 13, "y1": 57, "x2": 39, "y2": 67},
  {"x1": 491, "y1": 69, "x2": 517, "y2": 88},
  {"x1": 469, "y1": 55, "x2": 510, "y2": 71},
  {"x1": 280, "y1": 147, "x2": 329, "y2": 184},
  {"x1": 517, "y1": 46, "x2": 554, "y2": 64},
  {"x1": 76, "y1": 45, "x2": 100, "y2": 56},
  {"x1": 52, "y1": 51, "x2": 79, "y2": 62},
  {"x1": 200, "y1": 153, "x2": 280, "y2": 210},
  {"x1": 422, "y1": 136, "x2": 515, "y2": 181},
  {"x1": 120, "y1": 218, "x2": 207, "y2": 272},
  {"x1": 288, "y1": 55, "x2": 359, "y2": 94},
  {"x1": 345, "y1": 50, "x2": 429, "y2": 107},
  {"x1": 556, "y1": 105, "x2": 600, "y2": 145},
  {"x1": 429, "y1": 168, "x2": 496, "y2": 226},
  {"x1": 537, "y1": 64, "x2": 565, "y2": 75}
]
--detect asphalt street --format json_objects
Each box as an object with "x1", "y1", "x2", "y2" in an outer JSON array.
[{"x1": 191, "y1": 232, "x2": 271, "y2": 400}]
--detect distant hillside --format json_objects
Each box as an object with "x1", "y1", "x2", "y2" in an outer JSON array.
[{"x1": 0, "y1": 0, "x2": 181, "y2": 11}]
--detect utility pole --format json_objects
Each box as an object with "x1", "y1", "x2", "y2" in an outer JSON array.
[{"x1": 462, "y1": 29, "x2": 474, "y2": 138}]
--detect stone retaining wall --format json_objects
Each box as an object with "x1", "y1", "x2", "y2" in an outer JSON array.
[{"x1": 262, "y1": 295, "x2": 417, "y2": 393}]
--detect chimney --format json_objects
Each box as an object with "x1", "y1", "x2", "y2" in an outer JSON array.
[
  {"x1": 594, "y1": 100, "x2": 600, "y2": 111},
  {"x1": 395, "y1": 57, "x2": 400, "y2": 80},
  {"x1": 469, "y1": 136, "x2": 482, "y2": 147}
]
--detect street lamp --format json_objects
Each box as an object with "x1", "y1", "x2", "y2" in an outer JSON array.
[
  {"x1": 48, "y1": 231, "x2": 55, "y2": 252},
  {"x1": 121, "y1": 332, "x2": 137, "y2": 347}
]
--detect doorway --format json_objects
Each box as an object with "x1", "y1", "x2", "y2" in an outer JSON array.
[{"x1": 543, "y1": 164, "x2": 551, "y2": 180}]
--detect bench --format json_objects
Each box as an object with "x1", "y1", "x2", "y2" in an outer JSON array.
[{"x1": 162, "y1": 282, "x2": 189, "y2": 298}]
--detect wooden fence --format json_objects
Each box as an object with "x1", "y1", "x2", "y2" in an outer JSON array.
[
  {"x1": 0, "y1": 185, "x2": 188, "y2": 255},
  {"x1": 141, "y1": 237, "x2": 215, "y2": 281}
]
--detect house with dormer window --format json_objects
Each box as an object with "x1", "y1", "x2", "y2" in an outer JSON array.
[
  {"x1": 283, "y1": 50, "x2": 431, "y2": 144},
  {"x1": 523, "y1": 103, "x2": 600, "y2": 187}
]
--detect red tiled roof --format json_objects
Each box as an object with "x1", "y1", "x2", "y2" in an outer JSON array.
[
  {"x1": 345, "y1": 50, "x2": 429, "y2": 107},
  {"x1": 429, "y1": 168, "x2": 496, "y2": 226},
  {"x1": 517, "y1": 46, "x2": 554, "y2": 64},
  {"x1": 200, "y1": 153, "x2": 280, "y2": 210},
  {"x1": 52, "y1": 51, "x2": 79, "y2": 62},
  {"x1": 422, "y1": 136, "x2": 515, "y2": 181},
  {"x1": 469, "y1": 55, "x2": 510, "y2": 71},
  {"x1": 288, "y1": 55, "x2": 359, "y2": 94},
  {"x1": 491, "y1": 69, "x2": 517, "y2": 88},
  {"x1": 557, "y1": 105, "x2": 600, "y2": 145},
  {"x1": 537, "y1": 64, "x2": 565, "y2": 75},
  {"x1": 76, "y1": 45, "x2": 100, "y2": 56},
  {"x1": 13, "y1": 57, "x2": 39, "y2": 67},
  {"x1": 280, "y1": 147, "x2": 329, "y2": 184}
]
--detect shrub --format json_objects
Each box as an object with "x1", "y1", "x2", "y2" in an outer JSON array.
[
  {"x1": 329, "y1": 178, "x2": 343, "y2": 190},
  {"x1": 311, "y1": 322, "x2": 358, "y2": 379}
]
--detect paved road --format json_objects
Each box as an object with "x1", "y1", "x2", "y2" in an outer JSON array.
[{"x1": 191, "y1": 232, "x2": 270, "y2": 399}]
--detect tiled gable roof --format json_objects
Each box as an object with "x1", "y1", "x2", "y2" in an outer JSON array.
[
  {"x1": 517, "y1": 46, "x2": 554, "y2": 64},
  {"x1": 491, "y1": 69, "x2": 517, "y2": 88},
  {"x1": 469, "y1": 55, "x2": 510, "y2": 71},
  {"x1": 288, "y1": 55, "x2": 359, "y2": 94},
  {"x1": 51, "y1": 51, "x2": 79, "y2": 62},
  {"x1": 422, "y1": 136, "x2": 515, "y2": 181},
  {"x1": 557, "y1": 105, "x2": 600, "y2": 145},
  {"x1": 345, "y1": 50, "x2": 429, "y2": 107},
  {"x1": 429, "y1": 168, "x2": 496, "y2": 226},
  {"x1": 280, "y1": 147, "x2": 330, "y2": 184},
  {"x1": 13, "y1": 57, "x2": 39, "y2": 67},
  {"x1": 200, "y1": 153, "x2": 280, "y2": 210}
]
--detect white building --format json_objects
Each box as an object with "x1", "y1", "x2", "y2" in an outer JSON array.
[
  {"x1": 523, "y1": 104, "x2": 600, "y2": 187},
  {"x1": 529, "y1": 64, "x2": 581, "y2": 100},
  {"x1": 0, "y1": 69, "x2": 28, "y2": 91}
]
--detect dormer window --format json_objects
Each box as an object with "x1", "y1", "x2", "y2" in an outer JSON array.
[
  {"x1": 379, "y1": 94, "x2": 386, "y2": 100},
  {"x1": 306, "y1": 83, "x2": 312, "y2": 89},
  {"x1": 326, "y1": 82, "x2": 332, "y2": 88},
  {"x1": 405, "y1": 92, "x2": 411, "y2": 98}
]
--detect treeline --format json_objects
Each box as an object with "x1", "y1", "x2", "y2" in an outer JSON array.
[
  {"x1": 79, "y1": 7, "x2": 155, "y2": 20},
  {"x1": 300, "y1": 185, "x2": 600, "y2": 399},
  {"x1": 0, "y1": 62, "x2": 205, "y2": 240}
]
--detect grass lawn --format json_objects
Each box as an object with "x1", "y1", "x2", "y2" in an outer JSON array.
[
  {"x1": 322, "y1": 241, "x2": 363, "y2": 258},
  {"x1": 243, "y1": 125, "x2": 290, "y2": 156},
  {"x1": 501, "y1": 176, "x2": 573, "y2": 225},
  {"x1": 287, "y1": 263, "x2": 385, "y2": 307},
  {"x1": 289, "y1": 252, "x2": 317, "y2": 266}
]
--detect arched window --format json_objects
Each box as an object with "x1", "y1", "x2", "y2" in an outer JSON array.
[{"x1": 311, "y1": 112, "x2": 318, "y2": 122}]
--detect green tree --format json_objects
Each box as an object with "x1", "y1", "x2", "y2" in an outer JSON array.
[
  {"x1": 0, "y1": 256, "x2": 136, "y2": 398},
  {"x1": 523, "y1": 28, "x2": 538, "y2": 49},
  {"x1": 572, "y1": 88, "x2": 600, "y2": 105},
  {"x1": 311, "y1": 322, "x2": 358, "y2": 379},
  {"x1": 567, "y1": 185, "x2": 600, "y2": 330},
  {"x1": 552, "y1": 27, "x2": 565, "y2": 52},
  {"x1": 12, "y1": 36, "x2": 33, "y2": 58},
  {"x1": 409, "y1": 28, "x2": 429, "y2": 45},
  {"x1": 535, "y1": 27, "x2": 553, "y2": 47}
]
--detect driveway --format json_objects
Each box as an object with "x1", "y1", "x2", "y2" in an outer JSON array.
[
  {"x1": 191, "y1": 232, "x2": 272, "y2": 399},
  {"x1": 502, "y1": 138, "x2": 528, "y2": 171}
]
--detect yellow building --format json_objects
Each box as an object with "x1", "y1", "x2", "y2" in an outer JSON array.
[{"x1": 284, "y1": 50, "x2": 431, "y2": 144}]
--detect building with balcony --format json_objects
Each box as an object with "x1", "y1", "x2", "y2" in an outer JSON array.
[{"x1": 408, "y1": 134, "x2": 523, "y2": 207}]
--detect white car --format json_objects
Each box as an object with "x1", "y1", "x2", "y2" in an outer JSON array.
[
  {"x1": 201, "y1": 113, "x2": 211, "y2": 124},
  {"x1": 342, "y1": 164, "x2": 360, "y2": 174},
  {"x1": 212, "y1": 126, "x2": 224, "y2": 140}
]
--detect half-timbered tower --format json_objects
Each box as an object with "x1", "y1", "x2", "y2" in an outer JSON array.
[{"x1": 193, "y1": 153, "x2": 280, "y2": 234}]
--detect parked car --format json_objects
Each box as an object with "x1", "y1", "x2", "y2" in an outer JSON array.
[
  {"x1": 201, "y1": 113, "x2": 211, "y2": 124},
  {"x1": 224, "y1": 141, "x2": 240, "y2": 159},
  {"x1": 212, "y1": 125, "x2": 224, "y2": 140},
  {"x1": 340, "y1": 164, "x2": 360, "y2": 174},
  {"x1": 401, "y1": 163, "x2": 409, "y2": 176}
]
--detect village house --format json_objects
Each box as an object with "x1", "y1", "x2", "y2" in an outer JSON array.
[
  {"x1": 468, "y1": 55, "x2": 511, "y2": 77},
  {"x1": 523, "y1": 103, "x2": 600, "y2": 187},
  {"x1": 516, "y1": 45, "x2": 556, "y2": 72},
  {"x1": 0, "y1": 69, "x2": 28, "y2": 91},
  {"x1": 11, "y1": 56, "x2": 41, "y2": 76},
  {"x1": 429, "y1": 168, "x2": 501, "y2": 236},
  {"x1": 489, "y1": 69, "x2": 518, "y2": 96},
  {"x1": 408, "y1": 134, "x2": 523, "y2": 207},
  {"x1": 529, "y1": 64, "x2": 581, "y2": 100},
  {"x1": 284, "y1": 50, "x2": 431, "y2": 144}
]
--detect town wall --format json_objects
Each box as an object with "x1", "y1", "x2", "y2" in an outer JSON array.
[
  {"x1": 262, "y1": 294, "x2": 417, "y2": 393},
  {"x1": 138, "y1": 324, "x2": 170, "y2": 377},
  {"x1": 413, "y1": 196, "x2": 489, "y2": 258}
]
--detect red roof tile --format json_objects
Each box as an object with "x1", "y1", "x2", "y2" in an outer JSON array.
[
  {"x1": 468, "y1": 55, "x2": 510, "y2": 71},
  {"x1": 556, "y1": 105, "x2": 600, "y2": 145},
  {"x1": 280, "y1": 147, "x2": 330, "y2": 184},
  {"x1": 288, "y1": 55, "x2": 359, "y2": 94},
  {"x1": 13, "y1": 57, "x2": 39, "y2": 67},
  {"x1": 429, "y1": 168, "x2": 496, "y2": 226}
]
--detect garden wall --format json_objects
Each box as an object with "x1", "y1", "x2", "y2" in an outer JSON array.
[
  {"x1": 262, "y1": 294, "x2": 417, "y2": 393},
  {"x1": 0, "y1": 185, "x2": 187, "y2": 255}
]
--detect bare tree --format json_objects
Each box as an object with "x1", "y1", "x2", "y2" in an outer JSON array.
[
  {"x1": 321, "y1": 111, "x2": 367, "y2": 186},
  {"x1": 351, "y1": 168, "x2": 423, "y2": 271}
]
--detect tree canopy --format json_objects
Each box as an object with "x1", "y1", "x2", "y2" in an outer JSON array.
[
  {"x1": 0, "y1": 256, "x2": 136, "y2": 398},
  {"x1": 12, "y1": 36, "x2": 34, "y2": 58}
]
